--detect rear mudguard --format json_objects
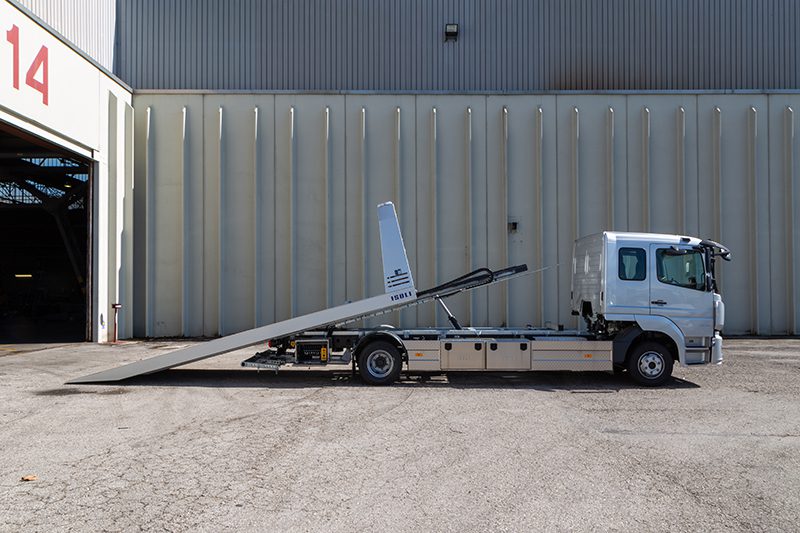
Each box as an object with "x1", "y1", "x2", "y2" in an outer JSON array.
[{"x1": 352, "y1": 331, "x2": 408, "y2": 362}]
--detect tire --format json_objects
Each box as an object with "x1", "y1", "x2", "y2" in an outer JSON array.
[
  {"x1": 357, "y1": 341, "x2": 403, "y2": 385},
  {"x1": 626, "y1": 341, "x2": 674, "y2": 387}
]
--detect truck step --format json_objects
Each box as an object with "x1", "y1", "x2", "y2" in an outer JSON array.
[{"x1": 241, "y1": 353, "x2": 286, "y2": 371}]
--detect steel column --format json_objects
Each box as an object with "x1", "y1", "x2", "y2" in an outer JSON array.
[
  {"x1": 641, "y1": 106, "x2": 651, "y2": 231},
  {"x1": 324, "y1": 106, "x2": 333, "y2": 307},
  {"x1": 289, "y1": 106, "x2": 296, "y2": 316},
  {"x1": 253, "y1": 106, "x2": 262, "y2": 326},
  {"x1": 571, "y1": 106, "x2": 579, "y2": 242},
  {"x1": 217, "y1": 106, "x2": 226, "y2": 333},
  {"x1": 144, "y1": 106, "x2": 154, "y2": 337},
  {"x1": 501, "y1": 105, "x2": 509, "y2": 322},
  {"x1": 180, "y1": 106, "x2": 189, "y2": 335},
  {"x1": 360, "y1": 106, "x2": 368, "y2": 300},
  {"x1": 787, "y1": 106, "x2": 797, "y2": 334},
  {"x1": 748, "y1": 106, "x2": 759, "y2": 334},
  {"x1": 676, "y1": 106, "x2": 686, "y2": 234},
  {"x1": 430, "y1": 106, "x2": 438, "y2": 323},
  {"x1": 712, "y1": 106, "x2": 723, "y2": 294},
  {"x1": 606, "y1": 106, "x2": 615, "y2": 230},
  {"x1": 535, "y1": 105, "x2": 544, "y2": 325},
  {"x1": 465, "y1": 106, "x2": 474, "y2": 325}
]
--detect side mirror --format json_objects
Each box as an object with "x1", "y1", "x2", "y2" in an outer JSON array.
[{"x1": 699, "y1": 239, "x2": 732, "y2": 261}]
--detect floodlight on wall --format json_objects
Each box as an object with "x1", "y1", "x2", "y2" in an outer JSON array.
[{"x1": 444, "y1": 23, "x2": 459, "y2": 42}]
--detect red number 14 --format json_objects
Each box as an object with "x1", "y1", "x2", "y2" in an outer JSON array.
[{"x1": 6, "y1": 25, "x2": 49, "y2": 105}]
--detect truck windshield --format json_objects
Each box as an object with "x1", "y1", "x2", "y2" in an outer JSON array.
[{"x1": 656, "y1": 249, "x2": 706, "y2": 291}]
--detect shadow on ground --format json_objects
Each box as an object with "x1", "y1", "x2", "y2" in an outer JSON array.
[{"x1": 59, "y1": 369, "x2": 699, "y2": 392}]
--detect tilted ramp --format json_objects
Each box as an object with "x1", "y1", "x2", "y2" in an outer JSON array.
[
  {"x1": 69, "y1": 295, "x2": 416, "y2": 383},
  {"x1": 69, "y1": 202, "x2": 526, "y2": 383}
]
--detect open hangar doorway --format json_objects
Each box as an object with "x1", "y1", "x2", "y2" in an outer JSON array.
[{"x1": 0, "y1": 120, "x2": 92, "y2": 343}]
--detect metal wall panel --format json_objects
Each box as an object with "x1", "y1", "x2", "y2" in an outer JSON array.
[
  {"x1": 273, "y1": 95, "x2": 347, "y2": 322},
  {"x1": 485, "y1": 96, "x2": 557, "y2": 328},
  {"x1": 555, "y1": 96, "x2": 628, "y2": 327},
  {"x1": 16, "y1": 0, "x2": 116, "y2": 71},
  {"x1": 696, "y1": 96, "x2": 771, "y2": 334},
  {"x1": 415, "y1": 96, "x2": 489, "y2": 328},
  {"x1": 132, "y1": 95, "x2": 204, "y2": 337},
  {"x1": 132, "y1": 93, "x2": 800, "y2": 337},
  {"x1": 767, "y1": 97, "x2": 800, "y2": 335},
  {"x1": 116, "y1": 0, "x2": 800, "y2": 91},
  {"x1": 204, "y1": 96, "x2": 274, "y2": 335},
  {"x1": 626, "y1": 96, "x2": 700, "y2": 236}
]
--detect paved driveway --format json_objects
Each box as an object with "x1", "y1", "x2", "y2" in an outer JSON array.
[{"x1": 1, "y1": 339, "x2": 798, "y2": 531}]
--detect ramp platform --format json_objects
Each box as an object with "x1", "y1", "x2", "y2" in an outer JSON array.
[{"x1": 69, "y1": 202, "x2": 527, "y2": 384}]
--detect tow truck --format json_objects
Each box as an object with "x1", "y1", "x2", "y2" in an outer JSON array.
[{"x1": 71, "y1": 202, "x2": 729, "y2": 387}]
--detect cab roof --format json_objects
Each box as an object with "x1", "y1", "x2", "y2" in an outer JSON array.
[{"x1": 586, "y1": 231, "x2": 704, "y2": 247}]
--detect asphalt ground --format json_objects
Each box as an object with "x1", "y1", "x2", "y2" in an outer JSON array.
[{"x1": 0, "y1": 338, "x2": 798, "y2": 532}]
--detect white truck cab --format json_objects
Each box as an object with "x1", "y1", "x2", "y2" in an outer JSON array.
[{"x1": 572, "y1": 232, "x2": 730, "y2": 382}]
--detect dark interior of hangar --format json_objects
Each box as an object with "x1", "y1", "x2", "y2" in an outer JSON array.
[{"x1": 0, "y1": 122, "x2": 90, "y2": 343}]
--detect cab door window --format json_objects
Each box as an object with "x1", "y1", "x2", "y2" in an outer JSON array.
[
  {"x1": 618, "y1": 247, "x2": 646, "y2": 281},
  {"x1": 655, "y1": 249, "x2": 707, "y2": 291}
]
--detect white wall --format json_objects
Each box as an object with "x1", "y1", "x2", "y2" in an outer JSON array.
[
  {"x1": 1, "y1": 0, "x2": 133, "y2": 342},
  {"x1": 132, "y1": 92, "x2": 800, "y2": 336}
]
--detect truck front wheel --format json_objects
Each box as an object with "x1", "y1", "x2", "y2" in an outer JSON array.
[
  {"x1": 357, "y1": 341, "x2": 403, "y2": 385},
  {"x1": 626, "y1": 341, "x2": 674, "y2": 386}
]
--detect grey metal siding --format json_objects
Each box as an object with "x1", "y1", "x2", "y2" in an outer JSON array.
[
  {"x1": 116, "y1": 0, "x2": 800, "y2": 91},
  {"x1": 16, "y1": 0, "x2": 116, "y2": 71},
  {"x1": 132, "y1": 92, "x2": 800, "y2": 337}
]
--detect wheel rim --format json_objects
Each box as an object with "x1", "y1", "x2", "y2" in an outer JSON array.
[
  {"x1": 366, "y1": 349, "x2": 394, "y2": 378},
  {"x1": 638, "y1": 351, "x2": 665, "y2": 378}
]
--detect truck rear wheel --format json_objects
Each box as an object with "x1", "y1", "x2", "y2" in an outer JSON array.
[
  {"x1": 357, "y1": 341, "x2": 402, "y2": 385},
  {"x1": 626, "y1": 341, "x2": 674, "y2": 386}
]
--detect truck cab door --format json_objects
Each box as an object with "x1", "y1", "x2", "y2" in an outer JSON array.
[{"x1": 648, "y1": 244, "x2": 714, "y2": 342}]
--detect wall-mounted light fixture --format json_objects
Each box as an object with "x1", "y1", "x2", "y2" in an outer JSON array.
[{"x1": 444, "y1": 23, "x2": 459, "y2": 42}]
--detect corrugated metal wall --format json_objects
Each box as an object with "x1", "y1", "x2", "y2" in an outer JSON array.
[
  {"x1": 16, "y1": 0, "x2": 116, "y2": 71},
  {"x1": 116, "y1": 0, "x2": 800, "y2": 91},
  {"x1": 132, "y1": 92, "x2": 800, "y2": 337}
]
